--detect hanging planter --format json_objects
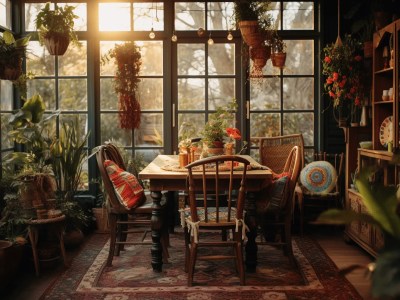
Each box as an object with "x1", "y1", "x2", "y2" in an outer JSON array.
[
  {"x1": 238, "y1": 21, "x2": 266, "y2": 47},
  {"x1": 271, "y1": 52, "x2": 287, "y2": 68},
  {"x1": 270, "y1": 31, "x2": 287, "y2": 69},
  {"x1": 102, "y1": 42, "x2": 142, "y2": 129},
  {"x1": 43, "y1": 34, "x2": 70, "y2": 56},
  {"x1": 250, "y1": 45, "x2": 271, "y2": 72},
  {"x1": 3, "y1": 65, "x2": 23, "y2": 81},
  {"x1": 0, "y1": 31, "x2": 30, "y2": 81},
  {"x1": 35, "y1": 3, "x2": 79, "y2": 56},
  {"x1": 234, "y1": 1, "x2": 274, "y2": 48}
]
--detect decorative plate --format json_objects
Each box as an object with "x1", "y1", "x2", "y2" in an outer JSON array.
[
  {"x1": 379, "y1": 116, "x2": 393, "y2": 147},
  {"x1": 300, "y1": 161, "x2": 337, "y2": 194}
]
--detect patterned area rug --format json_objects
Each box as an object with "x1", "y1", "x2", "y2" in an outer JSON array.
[{"x1": 40, "y1": 231, "x2": 362, "y2": 300}]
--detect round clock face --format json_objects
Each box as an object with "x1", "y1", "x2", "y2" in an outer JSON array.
[{"x1": 379, "y1": 116, "x2": 393, "y2": 147}]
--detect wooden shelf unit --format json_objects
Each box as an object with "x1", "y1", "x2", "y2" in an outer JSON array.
[{"x1": 344, "y1": 19, "x2": 400, "y2": 257}]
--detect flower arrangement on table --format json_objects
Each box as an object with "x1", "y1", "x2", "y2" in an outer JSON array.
[
  {"x1": 322, "y1": 35, "x2": 364, "y2": 125},
  {"x1": 200, "y1": 100, "x2": 238, "y2": 157}
]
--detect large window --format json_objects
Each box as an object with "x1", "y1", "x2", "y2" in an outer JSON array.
[
  {"x1": 1, "y1": 1, "x2": 319, "y2": 193},
  {"x1": 249, "y1": 1, "x2": 316, "y2": 159}
]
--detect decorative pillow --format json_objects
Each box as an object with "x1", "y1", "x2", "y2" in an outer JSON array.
[
  {"x1": 256, "y1": 175, "x2": 289, "y2": 214},
  {"x1": 300, "y1": 161, "x2": 337, "y2": 194},
  {"x1": 104, "y1": 160, "x2": 145, "y2": 209}
]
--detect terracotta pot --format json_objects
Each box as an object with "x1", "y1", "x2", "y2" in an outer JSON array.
[
  {"x1": 204, "y1": 141, "x2": 225, "y2": 156},
  {"x1": 64, "y1": 228, "x2": 85, "y2": 249},
  {"x1": 250, "y1": 45, "x2": 271, "y2": 70},
  {"x1": 238, "y1": 21, "x2": 265, "y2": 47},
  {"x1": 44, "y1": 35, "x2": 70, "y2": 56},
  {"x1": 271, "y1": 52, "x2": 287, "y2": 68}
]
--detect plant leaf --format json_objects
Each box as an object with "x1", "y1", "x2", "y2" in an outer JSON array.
[
  {"x1": 3, "y1": 30, "x2": 16, "y2": 44},
  {"x1": 21, "y1": 94, "x2": 45, "y2": 123},
  {"x1": 372, "y1": 247, "x2": 400, "y2": 297}
]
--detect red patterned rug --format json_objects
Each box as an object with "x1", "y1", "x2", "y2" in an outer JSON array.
[{"x1": 40, "y1": 231, "x2": 362, "y2": 300}]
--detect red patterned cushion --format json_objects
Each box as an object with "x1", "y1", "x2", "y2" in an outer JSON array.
[{"x1": 104, "y1": 160, "x2": 145, "y2": 209}]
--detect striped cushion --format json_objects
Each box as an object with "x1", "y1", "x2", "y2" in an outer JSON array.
[{"x1": 104, "y1": 160, "x2": 145, "y2": 209}]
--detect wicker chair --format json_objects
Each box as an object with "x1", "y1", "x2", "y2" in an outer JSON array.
[
  {"x1": 295, "y1": 152, "x2": 344, "y2": 235},
  {"x1": 181, "y1": 155, "x2": 250, "y2": 286},
  {"x1": 258, "y1": 134, "x2": 304, "y2": 174},
  {"x1": 256, "y1": 146, "x2": 302, "y2": 267},
  {"x1": 96, "y1": 143, "x2": 169, "y2": 267}
]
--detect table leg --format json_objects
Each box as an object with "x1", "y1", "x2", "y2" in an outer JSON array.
[
  {"x1": 151, "y1": 190, "x2": 163, "y2": 272},
  {"x1": 28, "y1": 226, "x2": 40, "y2": 276},
  {"x1": 245, "y1": 192, "x2": 258, "y2": 273}
]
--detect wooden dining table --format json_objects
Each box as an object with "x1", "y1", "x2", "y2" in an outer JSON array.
[{"x1": 138, "y1": 154, "x2": 272, "y2": 272}]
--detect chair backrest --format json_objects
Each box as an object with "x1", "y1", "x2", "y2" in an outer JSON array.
[
  {"x1": 96, "y1": 143, "x2": 128, "y2": 210},
  {"x1": 185, "y1": 155, "x2": 250, "y2": 223},
  {"x1": 283, "y1": 146, "x2": 302, "y2": 212},
  {"x1": 259, "y1": 134, "x2": 304, "y2": 174},
  {"x1": 313, "y1": 152, "x2": 344, "y2": 193}
]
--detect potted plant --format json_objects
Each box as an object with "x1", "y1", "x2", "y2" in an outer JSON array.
[
  {"x1": 50, "y1": 116, "x2": 90, "y2": 246},
  {"x1": 101, "y1": 42, "x2": 142, "y2": 129},
  {"x1": 0, "y1": 30, "x2": 31, "y2": 81},
  {"x1": 201, "y1": 100, "x2": 237, "y2": 156},
  {"x1": 35, "y1": 2, "x2": 79, "y2": 55},
  {"x1": 233, "y1": 0, "x2": 273, "y2": 48},
  {"x1": 270, "y1": 31, "x2": 287, "y2": 68}
]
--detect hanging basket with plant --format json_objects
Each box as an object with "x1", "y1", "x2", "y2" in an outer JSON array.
[
  {"x1": 0, "y1": 31, "x2": 31, "y2": 81},
  {"x1": 102, "y1": 42, "x2": 142, "y2": 129},
  {"x1": 234, "y1": 0, "x2": 273, "y2": 48},
  {"x1": 35, "y1": 2, "x2": 80, "y2": 55},
  {"x1": 270, "y1": 31, "x2": 287, "y2": 69},
  {"x1": 322, "y1": 34, "x2": 364, "y2": 127}
]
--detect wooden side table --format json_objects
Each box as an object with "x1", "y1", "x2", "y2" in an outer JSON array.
[{"x1": 27, "y1": 215, "x2": 68, "y2": 276}]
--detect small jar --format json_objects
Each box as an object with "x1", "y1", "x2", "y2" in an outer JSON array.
[{"x1": 382, "y1": 90, "x2": 389, "y2": 101}]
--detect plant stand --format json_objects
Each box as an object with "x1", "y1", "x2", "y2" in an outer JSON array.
[{"x1": 27, "y1": 215, "x2": 68, "y2": 276}]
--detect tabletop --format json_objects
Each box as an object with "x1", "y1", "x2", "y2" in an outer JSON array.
[{"x1": 139, "y1": 154, "x2": 272, "y2": 180}]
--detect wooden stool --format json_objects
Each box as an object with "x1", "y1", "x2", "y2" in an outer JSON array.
[{"x1": 27, "y1": 215, "x2": 68, "y2": 276}]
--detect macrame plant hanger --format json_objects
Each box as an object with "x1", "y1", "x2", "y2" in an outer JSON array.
[{"x1": 335, "y1": 0, "x2": 342, "y2": 47}]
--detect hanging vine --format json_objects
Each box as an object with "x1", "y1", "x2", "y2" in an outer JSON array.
[{"x1": 103, "y1": 42, "x2": 142, "y2": 129}]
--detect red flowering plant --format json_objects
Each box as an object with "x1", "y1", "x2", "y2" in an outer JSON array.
[
  {"x1": 225, "y1": 127, "x2": 242, "y2": 143},
  {"x1": 322, "y1": 35, "x2": 364, "y2": 119}
]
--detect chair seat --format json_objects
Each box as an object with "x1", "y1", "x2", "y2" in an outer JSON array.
[{"x1": 181, "y1": 206, "x2": 238, "y2": 224}]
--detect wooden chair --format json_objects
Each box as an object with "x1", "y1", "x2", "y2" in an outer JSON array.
[
  {"x1": 96, "y1": 143, "x2": 169, "y2": 267},
  {"x1": 181, "y1": 155, "x2": 250, "y2": 286},
  {"x1": 256, "y1": 146, "x2": 301, "y2": 267},
  {"x1": 295, "y1": 152, "x2": 344, "y2": 235},
  {"x1": 258, "y1": 134, "x2": 304, "y2": 174}
]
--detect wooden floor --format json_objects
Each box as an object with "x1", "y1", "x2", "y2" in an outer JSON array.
[{"x1": 2, "y1": 225, "x2": 374, "y2": 300}]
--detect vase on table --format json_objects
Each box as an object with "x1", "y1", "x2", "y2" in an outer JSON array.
[{"x1": 225, "y1": 143, "x2": 234, "y2": 155}]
